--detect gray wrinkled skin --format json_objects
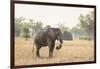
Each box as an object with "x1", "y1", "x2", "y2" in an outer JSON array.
[{"x1": 33, "y1": 28, "x2": 63, "y2": 58}]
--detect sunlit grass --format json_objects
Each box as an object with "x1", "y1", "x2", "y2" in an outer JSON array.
[{"x1": 15, "y1": 37, "x2": 94, "y2": 66}]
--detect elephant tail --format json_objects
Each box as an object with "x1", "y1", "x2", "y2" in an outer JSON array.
[
  {"x1": 32, "y1": 35, "x2": 35, "y2": 54},
  {"x1": 32, "y1": 45, "x2": 34, "y2": 53}
]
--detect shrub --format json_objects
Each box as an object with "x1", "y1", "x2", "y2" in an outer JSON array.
[
  {"x1": 22, "y1": 27, "x2": 30, "y2": 40},
  {"x1": 79, "y1": 36, "x2": 91, "y2": 40},
  {"x1": 63, "y1": 31, "x2": 73, "y2": 40}
]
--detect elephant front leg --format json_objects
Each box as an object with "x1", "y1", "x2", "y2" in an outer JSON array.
[
  {"x1": 36, "y1": 46, "x2": 41, "y2": 57},
  {"x1": 48, "y1": 42, "x2": 55, "y2": 58}
]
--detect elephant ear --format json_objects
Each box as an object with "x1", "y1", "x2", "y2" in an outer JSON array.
[
  {"x1": 55, "y1": 29, "x2": 61, "y2": 39},
  {"x1": 55, "y1": 28, "x2": 61, "y2": 35},
  {"x1": 55, "y1": 30, "x2": 58, "y2": 34},
  {"x1": 46, "y1": 29, "x2": 55, "y2": 40}
]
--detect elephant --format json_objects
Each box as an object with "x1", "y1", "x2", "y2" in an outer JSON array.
[{"x1": 33, "y1": 28, "x2": 63, "y2": 58}]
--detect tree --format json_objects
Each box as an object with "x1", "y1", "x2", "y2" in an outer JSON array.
[
  {"x1": 63, "y1": 31, "x2": 73, "y2": 40},
  {"x1": 79, "y1": 12, "x2": 94, "y2": 40},
  {"x1": 44, "y1": 25, "x2": 51, "y2": 30},
  {"x1": 21, "y1": 23, "x2": 30, "y2": 40},
  {"x1": 15, "y1": 17, "x2": 43, "y2": 38},
  {"x1": 28, "y1": 19, "x2": 35, "y2": 37},
  {"x1": 15, "y1": 17, "x2": 25, "y2": 37},
  {"x1": 57, "y1": 23, "x2": 69, "y2": 33},
  {"x1": 71, "y1": 27, "x2": 80, "y2": 39},
  {"x1": 32, "y1": 21, "x2": 43, "y2": 32},
  {"x1": 71, "y1": 27, "x2": 86, "y2": 40},
  {"x1": 15, "y1": 21, "x2": 21, "y2": 37},
  {"x1": 28, "y1": 19, "x2": 43, "y2": 37}
]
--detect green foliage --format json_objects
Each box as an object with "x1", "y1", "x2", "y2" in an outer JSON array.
[
  {"x1": 21, "y1": 23, "x2": 30, "y2": 40},
  {"x1": 79, "y1": 36, "x2": 91, "y2": 40},
  {"x1": 15, "y1": 17, "x2": 43, "y2": 39},
  {"x1": 15, "y1": 11, "x2": 94, "y2": 40},
  {"x1": 15, "y1": 17, "x2": 25, "y2": 25},
  {"x1": 28, "y1": 19, "x2": 43, "y2": 32},
  {"x1": 33, "y1": 21, "x2": 43, "y2": 32},
  {"x1": 63, "y1": 31, "x2": 73, "y2": 40},
  {"x1": 44, "y1": 25, "x2": 51, "y2": 30},
  {"x1": 57, "y1": 23, "x2": 69, "y2": 33},
  {"x1": 71, "y1": 27, "x2": 81, "y2": 35},
  {"x1": 15, "y1": 17, "x2": 25, "y2": 37},
  {"x1": 79, "y1": 11, "x2": 94, "y2": 40},
  {"x1": 15, "y1": 22, "x2": 21, "y2": 36}
]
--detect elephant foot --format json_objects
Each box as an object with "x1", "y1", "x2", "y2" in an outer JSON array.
[
  {"x1": 49, "y1": 56, "x2": 53, "y2": 58},
  {"x1": 37, "y1": 56, "x2": 41, "y2": 58},
  {"x1": 36, "y1": 55, "x2": 41, "y2": 58},
  {"x1": 49, "y1": 55, "x2": 53, "y2": 58}
]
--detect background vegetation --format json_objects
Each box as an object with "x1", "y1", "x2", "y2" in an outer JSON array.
[
  {"x1": 15, "y1": 11, "x2": 94, "y2": 40},
  {"x1": 15, "y1": 10, "x2": 95, "y2": 66}
]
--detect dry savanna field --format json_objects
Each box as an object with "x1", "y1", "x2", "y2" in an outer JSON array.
[{"x1": 15, "y1": 37, "x2": 94, "y2": 66}]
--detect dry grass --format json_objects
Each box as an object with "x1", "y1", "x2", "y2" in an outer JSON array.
[{"x1": 15, "y1": 37, "x2": 94, "y2": 66}]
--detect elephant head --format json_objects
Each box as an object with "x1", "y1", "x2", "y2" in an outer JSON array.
[
  {"x1": 47, "y1": 28, "x2": 63, "y2": 50},
  {"x1": 54, "y1": 28, "x2": 63, "y2": 50}
]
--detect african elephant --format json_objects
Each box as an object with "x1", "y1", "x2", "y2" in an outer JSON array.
[{"x1": 33, "y1": 28, "x2": 63, "y2": 58}]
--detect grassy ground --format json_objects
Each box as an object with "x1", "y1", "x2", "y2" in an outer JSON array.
[{"x1": 15, "y1": 37, "x2": 94, "y2": 66}]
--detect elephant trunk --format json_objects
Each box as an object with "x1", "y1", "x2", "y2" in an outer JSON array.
[
  {"x1": 56, "y1": 44, "x2": 62, "y2": 50},
  {"x1": 56, "y1": 35, "x2": 63, "y2": 50}
]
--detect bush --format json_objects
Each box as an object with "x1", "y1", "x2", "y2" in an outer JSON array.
[
  {"x1": 22, "y1": 27, "x2": 30, "y2": 40},
  {"x1": 79, "y1": 36, "x2": 91, "y2": 40},
  {"x1": 63, "y1": 31, "x2": 73, "y2": 40}
]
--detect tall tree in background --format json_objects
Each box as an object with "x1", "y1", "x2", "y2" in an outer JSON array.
[
  {"x1": 15, "y1": 17, "x2": 25, "y2": 37},
  {"x1": 57, "y1": 23, "x2": 69, "y2": 33},
  {"x1": 79, "y1": 11, "x2": 94, "y2": 39},
  {"x1": 29, "y1": 19, "x2": 43, "y2": 33},
  {"x1": 33, "y1": 21, "x2": 43, "y2": 32},
  {"x1": 44, "y1": 25, "x2": 51, "y2": 30},
  {"x1": 21, "y1": 22, "x2": 30, "y2": 40},
  {"x1": 28, "y1": 19, "x2": 35, "y2": 37},
  {"x1": 71, "y1": 27, "x2": 81, "y2": 39}
]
